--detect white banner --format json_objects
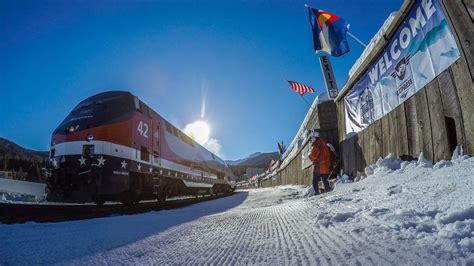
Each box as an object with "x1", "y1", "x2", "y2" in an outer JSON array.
[
  {"x1": 344, "y1": 0, "x2": 460, "y2": 134},
  {"x1": 301, "y1": 141, "x2": 312, "y2": 169}
]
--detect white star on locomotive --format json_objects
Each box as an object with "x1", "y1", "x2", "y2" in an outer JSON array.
[
  {"x1": 120, "y1": 160, "x2": 127, "y2": 169},
  {"x1": 78, "y1": 156, "x2": 87, "y2": 166},
  {"x1": 97, "y1": 156, "x2": 106, "y2": 167},
  {"x1": 50, "y1": 158, "x2": 58, "y2": 169},
  {"x1": 137, "y1": 164, "x2": 142, "y2": 171},
  {"x1": 149, "y1": 167, "x2": 153, "y2": 173}
]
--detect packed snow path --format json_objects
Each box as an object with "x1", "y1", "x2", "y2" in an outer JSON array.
[
  {"x1": 1, "y1": 156, "x2": 473, "y2": 264},
  {"x1": 0, "y1": 177, "x2": 45, "y2": 203}
]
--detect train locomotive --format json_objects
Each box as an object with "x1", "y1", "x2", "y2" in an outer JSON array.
[{"x1": 46, "y1": 91, "x2": 236, "y2": 205}]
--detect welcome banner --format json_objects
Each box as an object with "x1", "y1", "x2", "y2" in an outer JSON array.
[{"x1": 344, "y1": 0, "x2": 460, "y2": 134}]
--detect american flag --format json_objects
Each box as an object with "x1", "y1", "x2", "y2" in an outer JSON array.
[{"x1": 288, "y1": 80, "x2": 315, "y2": 96}]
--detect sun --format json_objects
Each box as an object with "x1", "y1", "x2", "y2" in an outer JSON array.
[{"x1": 184, "y1": 121, "x2": 210, "y2": 145}]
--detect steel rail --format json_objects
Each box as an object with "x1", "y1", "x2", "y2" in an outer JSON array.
[{"x1": 0, "y1": 193, "x2": 235, "y2": 224}]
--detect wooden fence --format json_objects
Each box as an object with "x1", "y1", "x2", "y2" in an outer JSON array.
[
  {"x1": 336, "y1": 0, "x2": 474, "y2": 177},
  {"x1": 239, "y1": 0, "x2": 473, "y2": 189},
  {"x1": 260, "y1": 101, "x2": 339, "y2": 187}
]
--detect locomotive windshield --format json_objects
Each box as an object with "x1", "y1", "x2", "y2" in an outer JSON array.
[{"x1": 54, "y1": 91, "x2": 135, "y2": 134}]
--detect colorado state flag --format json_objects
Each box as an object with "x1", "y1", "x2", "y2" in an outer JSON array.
[{"x1": 308, "y1": 7, "x2": 350, "y2": 57}]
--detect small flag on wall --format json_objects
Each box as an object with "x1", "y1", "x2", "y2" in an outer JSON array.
[
  {"x1": 288, "y1": 80, "x2": 315, "y2": 96},
  {"x1": 277, "y1": 141, "x2": 286, "y2": 155}
]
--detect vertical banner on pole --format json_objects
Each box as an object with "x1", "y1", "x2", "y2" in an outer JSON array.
[{"x1": 319, "y1": 56, "x2": 339, "y2": 99}]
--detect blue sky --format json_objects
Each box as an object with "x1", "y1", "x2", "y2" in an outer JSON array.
[{"x1": 0, "y1": 0, "x2": 403, "y2": 160}]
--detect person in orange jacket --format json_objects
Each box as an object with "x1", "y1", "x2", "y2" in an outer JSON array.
[{"x1": 309, "y1": 130, "x2": 332, "y2": 195}]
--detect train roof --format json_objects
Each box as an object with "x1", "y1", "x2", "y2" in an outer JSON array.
[
  {"x1": 136, "y1": 95, "x2": 228, "y2": 166},
  {"x1": 83, "y1": 91, "x2": 133, "y2": 99},
  {"x1": 82, "y1": 91, "x2": 228, "y2": 167}
]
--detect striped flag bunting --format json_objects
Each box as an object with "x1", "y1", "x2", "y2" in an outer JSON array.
[{"x1": 288, "y1": 80, "x2": 315, "y2": 96}]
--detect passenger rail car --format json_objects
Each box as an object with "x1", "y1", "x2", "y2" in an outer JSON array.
[{"x1": 47, "y1": 91, "x2": 235, "y2": 205}]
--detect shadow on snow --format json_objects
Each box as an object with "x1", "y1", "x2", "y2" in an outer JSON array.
[{"x1": 0, "y1": 192, "x2": 249, "y2": 264}]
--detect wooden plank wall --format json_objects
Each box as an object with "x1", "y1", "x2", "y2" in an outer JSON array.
[
  {"x1": 261, "y1": 146, "x2": 314, "y2": 188},
  {"x1": 261, "y1": 101, "x2": 338, "y2": 187},
  {"x1": 263, "y1": 1, "x2": 473, "y2": 186},
  {"x1": 336, "y1": 1, "x2": 474, "y2": 176}
]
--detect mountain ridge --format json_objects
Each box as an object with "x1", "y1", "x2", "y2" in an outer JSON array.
[
  {"x1": 226, "y1": 152, "x2": 263, "y2": 166},
  {"x1": 226, "y1": 151, "x2": 280, "y2": 180},
  {"x1": 0, "y1": 137, "x2": 48, "y2": 182}
]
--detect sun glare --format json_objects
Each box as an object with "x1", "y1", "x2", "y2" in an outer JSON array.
[{"x1": 184, "y1": 121, "x2": 210, "y2": 145}]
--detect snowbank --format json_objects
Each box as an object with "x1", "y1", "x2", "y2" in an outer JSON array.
[
  {"x1": 0, "y1": 178, "x2": 46, "y2": 203},
  {"x1": 315, "y1": 91, "x2": 331, "y2": 104},
  {"x1": 335, "y1": 173, "x2": 352, "y2": 185},
  {"x1": 329, "y1": 152, "x2": 474, "y2": 263},
  {"x1": 363, "y1": 148, "x2": 469, "y2": 178},
  {"x1": 239, "y1": 185, "x2": 308, "y2": 208},
  {"x1": 1, "y1": 153, "x2": 473, "y2": 264}
]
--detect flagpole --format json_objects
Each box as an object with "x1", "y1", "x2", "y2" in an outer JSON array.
[
  {"x1": 299, "y1": 95, "x2": 313, "y2": 108},
  {"x1": 305, "y1": 3, "x2": 367, "y2": 49},
  {"x1": 347, "y1": 31, "x2": 367, "y2": 47}
]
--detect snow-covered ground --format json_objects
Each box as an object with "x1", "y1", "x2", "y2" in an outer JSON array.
[
  {"x1": 1, "y1": 154, "x2": 473, "y2": 265},
  {"x1": 0, "y1": 177, "x2": 46, "y2": 203}
]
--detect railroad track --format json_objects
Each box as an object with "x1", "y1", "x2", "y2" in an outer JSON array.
[{"x1": 0, "y1": 193, "x2": 235, "y2": 224}]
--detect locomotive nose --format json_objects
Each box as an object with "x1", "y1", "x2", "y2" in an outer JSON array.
[
  {"x1": 86, "y1": 133, "x2": 94, "y2": 142},
  {"x1": 82, "y1": 144, "x2": 95, "y2": 157}
]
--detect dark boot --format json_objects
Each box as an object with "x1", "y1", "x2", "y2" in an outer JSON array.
[
  {"x1": 312, "y1": 171, "x2": 320, "y2": 195},
  {"x1": 321, "y1": 174, "x2": 330, "y2": 192}
]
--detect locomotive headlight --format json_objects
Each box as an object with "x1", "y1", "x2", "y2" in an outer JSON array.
[
  {"x1": 68, "y1": 125, "x2": 80, "y2": 133},
  {"x1": 86, "y1": 133, "x2": 94, "y2": 142}
]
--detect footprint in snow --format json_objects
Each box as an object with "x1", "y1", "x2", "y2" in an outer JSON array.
[
  {"x1": 387, "y1": 185, "x2": 403, "y2": 196},
  {"x1": 368, "y1": 207, "x2": 391, "y2": 217},
  {"x1": 328, "y1": 197, "x2": 353, "y2": 203}
]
